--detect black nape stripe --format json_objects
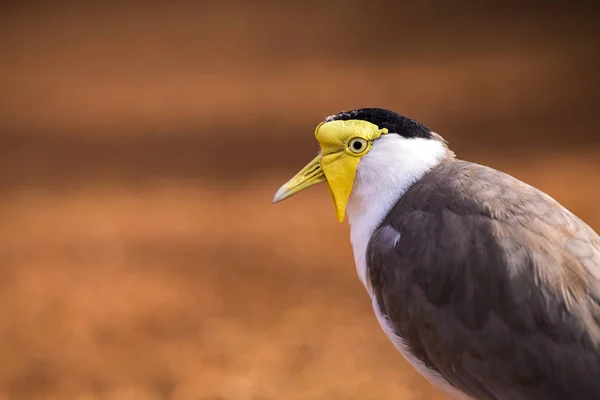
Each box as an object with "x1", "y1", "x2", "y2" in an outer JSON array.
[{"x1": 325, "y1": 108, "x2": 433, "y2": 139}]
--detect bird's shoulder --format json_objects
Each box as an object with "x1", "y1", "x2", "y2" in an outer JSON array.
[{"x1": 367, "y1": 158, "x2": 600, "y2": 399}]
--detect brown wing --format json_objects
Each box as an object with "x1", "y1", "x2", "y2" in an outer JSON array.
[{"x1": 368, "y1": 159, "x2": 600, "y2": 400}]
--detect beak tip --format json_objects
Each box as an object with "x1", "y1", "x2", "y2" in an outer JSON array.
[{"x1": 272, "y1": 187, "x2": 286, "y2": 204}]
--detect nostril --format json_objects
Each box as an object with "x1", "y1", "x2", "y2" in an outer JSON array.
[{"x1": 304, "y1": 165, "x2": 321, "y2": 177}]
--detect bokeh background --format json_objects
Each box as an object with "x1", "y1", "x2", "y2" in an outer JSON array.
[{"x1": 1, "y1": 1, "x2": 599, "y2": 399}]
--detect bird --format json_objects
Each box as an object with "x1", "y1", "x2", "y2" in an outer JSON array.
[{"x1": 272, "y1": 108, "x2": 600, "y2": 400}]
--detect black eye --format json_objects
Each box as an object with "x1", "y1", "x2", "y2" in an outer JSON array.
[{"x1": 349, "y1": 138, "x2": 368, "y2": 154}]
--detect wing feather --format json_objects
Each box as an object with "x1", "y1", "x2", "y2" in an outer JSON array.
[{"x1": 368, "y1": 160, "x2": 600, "y2": 400}]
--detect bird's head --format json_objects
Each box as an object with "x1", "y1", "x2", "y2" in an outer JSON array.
[{"x1": 272, "y1": 108, "x2": 449, "y2": 222}]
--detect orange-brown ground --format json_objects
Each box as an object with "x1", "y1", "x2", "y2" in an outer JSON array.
[{"x1": 1, "y1": 155, "x2": 599, "y2": 400}]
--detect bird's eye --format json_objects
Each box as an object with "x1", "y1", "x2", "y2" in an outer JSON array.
[{"x1": 348, "y1": 138, "x2": 368, "y2": 154}]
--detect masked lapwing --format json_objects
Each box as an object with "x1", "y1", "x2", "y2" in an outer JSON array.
[{"x1": 272, "y1": 108, "x2": 600, "y2": 400}]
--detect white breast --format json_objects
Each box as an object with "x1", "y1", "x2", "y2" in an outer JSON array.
[{"x1": 346, "y1": 135, "x2": 472, "y2": 399}]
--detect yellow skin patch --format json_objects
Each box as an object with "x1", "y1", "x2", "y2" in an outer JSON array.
[{"x1": 273, "y1": 119, "x2": 388, "y2": 222}]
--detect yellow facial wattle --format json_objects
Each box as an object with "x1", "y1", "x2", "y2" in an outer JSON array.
[{"x1": 273, "y1": 119, "x2": 388, "y2": 222}]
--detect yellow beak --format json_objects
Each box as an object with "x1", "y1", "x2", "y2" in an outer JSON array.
[{"x1": 272, "y1": 154, "x2": 326, "y2": 204}]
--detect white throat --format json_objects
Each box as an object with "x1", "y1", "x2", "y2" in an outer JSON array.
[{"x1": 346, "y1": 134, "x2": 448, "y2": 293}]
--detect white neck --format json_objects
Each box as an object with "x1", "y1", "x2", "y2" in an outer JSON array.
[{"x1": 346, "y1": 134, "x2": 449, "y2": 293}]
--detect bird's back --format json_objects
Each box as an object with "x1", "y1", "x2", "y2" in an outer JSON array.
[{"x1": 367, "y1": 158, "x2": 600, "y2": 400}]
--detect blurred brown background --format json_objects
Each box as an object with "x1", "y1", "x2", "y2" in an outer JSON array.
[{"x1": 1, "y1": 1, "x2": 599, "y2": 399}]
